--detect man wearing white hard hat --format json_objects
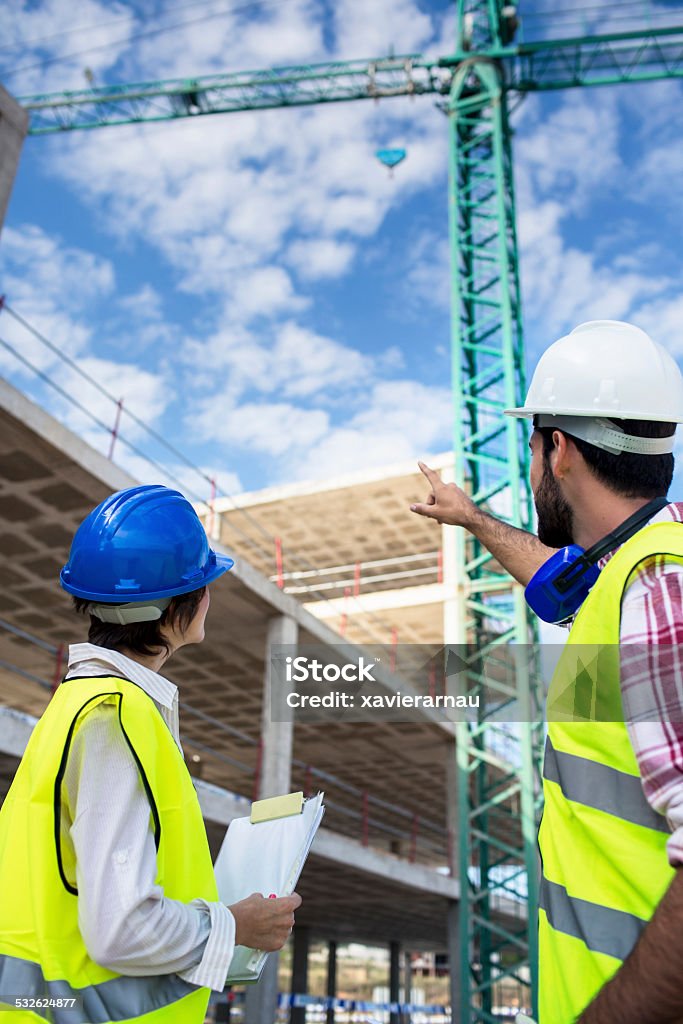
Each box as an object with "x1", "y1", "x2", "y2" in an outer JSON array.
[{"x1": 411, "y1": 321, "x2": 683, "y2": 1024}]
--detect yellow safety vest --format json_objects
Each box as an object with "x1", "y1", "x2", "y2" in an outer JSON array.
[
  {"x1": 539, "y1": 521, "x2": 683, "y2": 1024},
  {"x1": 0, "y1": 675, "x2": 218, "y2": 1023}
]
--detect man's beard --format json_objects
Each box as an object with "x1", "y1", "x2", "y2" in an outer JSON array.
[{"x1": 534, "y1": 460, "x2": 574, "y2": 548}]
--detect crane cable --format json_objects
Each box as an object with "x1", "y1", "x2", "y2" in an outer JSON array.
[{"x1": 4, "y1": 0, "x2": 291, "y2": 77}]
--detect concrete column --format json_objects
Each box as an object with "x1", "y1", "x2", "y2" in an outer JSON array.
[
  {"x1": 447, "y1": 900, "x2": 461, "y2": 1024},
  {"x1": 244, "y1": 615, "x2": 299, "y2": 1024},
  {"x1": 0, "y1": 87, "x2": 28, "y2": 237},
  {"x1": 290, "y1": 925, "x2": 310, "y2": 1024},
  {"x1": 389, "y1": 941, "x2": 401, "y2": 1024},
  {"x1": 258, "y1": 614, "x2": 298, "y2": 799},
  {"x1": 326, "y1": 941, "x2": 337, "y2": 1024}
]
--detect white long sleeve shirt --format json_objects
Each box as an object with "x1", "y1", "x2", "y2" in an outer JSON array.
[{"x1": 61, "y1": 643, "x2": 235, "y2": 991}]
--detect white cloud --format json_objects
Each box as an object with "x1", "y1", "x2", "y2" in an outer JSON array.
[
  {"x1": 3, "y1": 0, "x2": 138, "y2": 93},
  {"x1": 12, "y1": 0, "x2": 683, "y2": 506},
  {"x1": 189, "y1": 374, "x2": 451, "y2": 481},
  {"x1": 518, "y1": 199, "x2": 672, "y2": 343},
  {"x1": 125, "y1": 0, "x2": 324, "y2": 81},
  {"x1": 118, "y1": 284, "x2": 164, "y2": 320},
  {"x1": 287, "y1": 237, "x2": 356, "y2": 280},
  {"x1": 0, "y1": 224, "x2": 114, "y2": 375},
  {"x1": 181, "y1": 318, "x2": 372, "y2": 407},
  {"x1": 46, "y1": 84, "x2": 447, "y2": 324},
  {"x1": 61, "y1": 355, "x2": 168, "y2": 426},
  {"x1": 634, "y1": 142, "x2": 683, "y2": 213},
  {"x1": 193, "y1": 399, "x2": 330, "y2": 457},
  {"x1": 515, "y1": 90, "x2": 621, "y2": 213},
  {"x1": 283, "y1": 378, "x2": 452, "y2": 481},
  {"x1": 22, "y1": 354, "x2": 171, "y2": 468},
  {"x1": 224, "y1": 265, "x2": 308, "y2": 319},
  {"x1": 0, "y1": 303, "x2": 91, "y2": 379},
  {"x1": 0, "y1": 224, "x2": 179, "y2": 456},
  {"x1": 404, "y1": 230, "x2": 450, "y2": 313},
  {"x1": 513, "y1": 86, "x2": 675, "y2": 347},
  {"x1": 1, "y1": 223, "x2": 114, "y2": 309},
  {"x1": 631, "y1": 294, "x2": 683, "y2": 358},
  {"x1": 106, "y1": 283, "x2": 187, "y2": 353},
  {"x1": 376, "y1": 346, "x2": 405, "y2": 372},
  {"x1": 512, "y1": 83, "x2": 683, "y2": 354},
  {"x1": 332, "y1": 0, "x2": 434, "y2": 60},
  {"x1": 272, "y1": 321, "x2": 370, "y2": 398}
]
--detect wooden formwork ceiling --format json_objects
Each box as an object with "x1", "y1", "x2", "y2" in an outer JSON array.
[{"x1": 208, "y1": 456, "x2": 454, "y2": 600}]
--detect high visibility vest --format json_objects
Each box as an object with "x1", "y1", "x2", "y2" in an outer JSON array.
[
  {"x1": 0, "y1": 675, "x2": 219, "y2": 1023},
  {"x1": 539, "y1": 521, "x2": 683, "y2": 1024}
]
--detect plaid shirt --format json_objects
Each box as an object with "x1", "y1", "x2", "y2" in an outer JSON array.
[{"x1": 600, "y1": 501, "x2": 683, "y2": 866}]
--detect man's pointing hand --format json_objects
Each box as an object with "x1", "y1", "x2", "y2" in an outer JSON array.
[
  {"x1": 410, "y1": 461, "x2": 553, "y2": 587},
  {"x1": 410, "y1": 461, "x2": 477, "y2": 528}
]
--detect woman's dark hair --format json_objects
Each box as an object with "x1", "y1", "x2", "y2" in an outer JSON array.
[
  {"x1": 534, "y1": 415, "x2": 675, "y2": 499},
  {"x1": 73, "y1": 586, "x2": 207, "y2": 657}
]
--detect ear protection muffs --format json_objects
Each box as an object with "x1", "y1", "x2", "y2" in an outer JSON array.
[{"x1": 524, "y1": 496, "x2": 670, "y2": 624}]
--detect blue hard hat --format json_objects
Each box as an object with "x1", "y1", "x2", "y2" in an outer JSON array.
[{"x1": 60, "y1": 484, "x2": 234, "y2": 603}]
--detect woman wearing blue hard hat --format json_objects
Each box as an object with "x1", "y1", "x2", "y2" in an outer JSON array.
[{"x1": 0, "y1": 484, "x2": 300, "y2": 1024}]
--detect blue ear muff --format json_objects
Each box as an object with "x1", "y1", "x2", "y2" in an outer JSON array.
[
  {"x1": 524, "y1": 496, "x2": 670, "y2": 624},
  {"x1": 525, "y1": 547, "x2": 600, "y2": 624}
]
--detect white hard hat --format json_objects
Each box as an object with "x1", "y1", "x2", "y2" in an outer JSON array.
[
  {"x1": 507, "y1": 320, "x2": 683, "y2": 421},
  {"x1": 505, "y1": 320, "x2": 683, "y2": 454}
]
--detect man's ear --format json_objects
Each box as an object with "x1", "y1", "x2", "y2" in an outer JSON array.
[{"x1": 550, "y1": 429, "x2": 572, "y2": 479}]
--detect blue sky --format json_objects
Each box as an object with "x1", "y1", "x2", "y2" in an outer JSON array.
[{"x1": 2, "y1": 0, "x2": 683, "y2": 506}]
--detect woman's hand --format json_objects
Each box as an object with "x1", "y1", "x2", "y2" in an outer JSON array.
[{"x1": 228, "y1": 892, "x2": 302, "y2": 950}]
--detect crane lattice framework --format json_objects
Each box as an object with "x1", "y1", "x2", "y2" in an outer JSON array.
[{"x1": 18, "y1": 11, "x2": 683, "y2": 1022}]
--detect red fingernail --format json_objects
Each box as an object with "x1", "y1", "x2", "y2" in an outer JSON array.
[{"x1": 268, "y1": 893, "x2": 277, "y2": 898}]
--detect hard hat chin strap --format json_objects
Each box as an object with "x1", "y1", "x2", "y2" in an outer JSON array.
[
  {"x1": 89, "y1": 598, "x2": 173, "y2": 625},
  {"x1": 536, "y1": 415, "x2": 676, "y2": 455}
]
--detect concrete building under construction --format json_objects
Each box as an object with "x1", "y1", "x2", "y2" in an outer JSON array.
[{"x1": 0, "y1": 377, "x2": 527, "y2": 1022}]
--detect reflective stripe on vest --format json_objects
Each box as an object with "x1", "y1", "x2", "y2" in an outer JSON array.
[
  {"x1": 543, "y1": 736, "x2": 669, "y2": 833},
  {"x1": 539, "y1": 878, "x2": 647, "y2": 963},
  {"x1": 0, "y1": 953, "x2": 196, "y2": 1024}
]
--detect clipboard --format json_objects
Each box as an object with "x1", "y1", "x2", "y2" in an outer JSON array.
[{"x1": 214, "y1": 790, "x2": 325, "y2": 984}]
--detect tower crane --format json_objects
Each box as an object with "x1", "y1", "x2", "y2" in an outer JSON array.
[{"x1": 14, "y1": 8, "x2": 683, "y2": 1021}]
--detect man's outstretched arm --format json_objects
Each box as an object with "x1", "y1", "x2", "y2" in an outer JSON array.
[{"x1": 409, "y1": 462, "x2": 555, "y2": 587}]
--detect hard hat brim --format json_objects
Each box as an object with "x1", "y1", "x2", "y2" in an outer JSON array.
[
  {"x1": 504, "y1": 407, "x2": 532, "y2": 419},
  {"x1": 60, "y1": 552, "x2": 235, "y2": 603},
  {"x1": 505, "y1": 406, "x2": 683, "y2": 423},
  {"x1": 204, "y1": 553, "x2": 235, "y2": 587}
]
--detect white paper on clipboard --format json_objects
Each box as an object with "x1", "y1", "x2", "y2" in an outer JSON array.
[{"x1": 214, "y1": 792, "x2": 325, "y2": 983}]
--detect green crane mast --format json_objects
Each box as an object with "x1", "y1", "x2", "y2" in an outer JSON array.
[
  {"x1": 448, "y1": 4, "x2": 540, "y2": 1020},
  {"x1": 15, "y1": 13, "x2": 683, "y2": 1022}
]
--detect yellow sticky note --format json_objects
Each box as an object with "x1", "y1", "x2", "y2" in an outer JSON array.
[{"x1": 250, "y1": 791, "x2": 304, "y2": 824}]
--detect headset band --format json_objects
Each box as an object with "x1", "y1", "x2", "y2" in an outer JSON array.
[
  {"x1": 89, "y1": 598, "x2": 173, "y2": 624},
  {"x1": 555, "y1": 495, "x2": 670, "y2": 588},
  {"x1": 536, "y1": 415, "x2": 676, "y2": 455}
]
